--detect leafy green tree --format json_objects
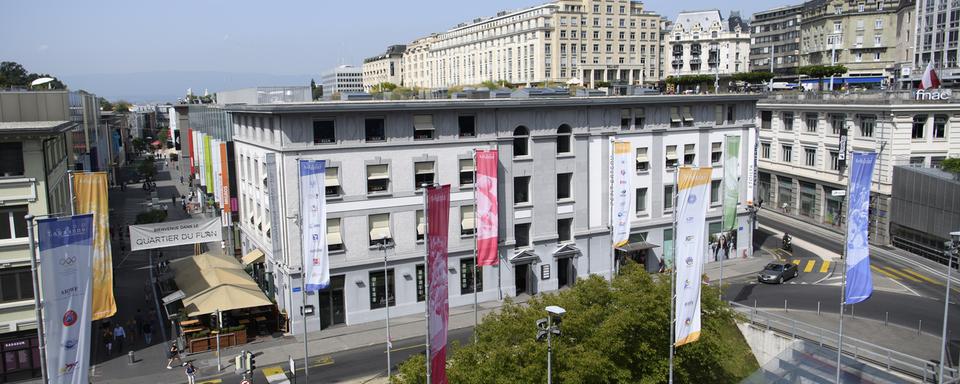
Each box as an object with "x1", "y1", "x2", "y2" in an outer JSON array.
[
  {"x1": 394, "y1": 264, "x2": 758, "y2": 384},
  {"x1": 114, "y1": 100, "x2": 132, "y2": 113},
  {"x1": 0, "y1": 61, "x2": 66, "y2": 89},
  {"x1": 731, "y1": 72, "x2": 776, "y2": 84},
  {"x1": 798, "y1": 65, "x2": 848, "y2": 91},
  {"x1": 137, "y1": 157, "x2": 156, "y2": 180},
  {"x1": 370, "y1": 82, "x2": 398, "y2": 94},
  {"x1": 310, "y1": 79, "x2": 322, "y2": 100},
  {"x1": 132, "y1": 137, "x2": 147, "y2": 154},
  {"x1": 942, "y1": 158, "x2": 960, "y2": 180},
  {"x1": 99, "y1": 98, "x2": 114, "y2": 112}
]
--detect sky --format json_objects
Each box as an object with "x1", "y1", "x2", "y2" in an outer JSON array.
[{"x1": 1, "y1": 0, "x2": 793, "y2": 101}]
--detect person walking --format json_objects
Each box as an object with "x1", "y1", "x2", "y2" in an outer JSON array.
[
  {"x1": 166, "y1": 343, "x2": 185, "y2": 369},
  {"x1": 141, "y1": 320, "x2": 153, "y2": 346},
  {"x1": 102, "y1": 328, "x2": 113, "y2": 357},
  {"x1": 113, "y1": 323, "x2": 126, "y2": 353},
  {"x1": 185, "y1": 362, "x2": 197, "y2": 384}
]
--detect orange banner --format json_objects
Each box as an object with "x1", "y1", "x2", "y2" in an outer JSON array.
[
  {"x1": 72, "y1": 172, "x2": 117, "y2": 320},
  {"x1": 219, "y1": 142, "x2": 230, "y2": 214}
]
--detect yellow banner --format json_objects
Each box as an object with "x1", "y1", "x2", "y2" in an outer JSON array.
[{"x1": 73, "y1": 172, "x2": 116, "y2": 320}]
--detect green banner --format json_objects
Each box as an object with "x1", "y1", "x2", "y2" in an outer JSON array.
[
  {"x1": 204, "y1": 135, "x2": 214, "y2": 194},
  {"x1": 722, "y1": 135, "x2": 741, "y2": 231}
]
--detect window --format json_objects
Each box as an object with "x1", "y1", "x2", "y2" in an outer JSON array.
[
  {"x1": 806, "y1": 113, "x2": 818, "y2": 132},
  {"x1": 0, "y1": 267, "x2": 33, "y2": 303},
  {"x1": 514, "y1": 176, "x2": 530, "y2": 204},
  {"x1": 683, "y1": 144, "x2": 696, "y2": 165},
  {"x1": 325, "y1": 167, "x2": 341, "y2": 197},
  {"x1": 413, "y1": 161, "x2": 436, "y2": 190},
  {"x1": 367, "y1": 164, "x2": 390, "y2": 193},
  {"x1": 875, "y1": 18, "x2": 883, "y2": 29},
  {"x1": 313, "y1": 120, "x2": 335, "y2": 144},
  {"x1": 834, "y1": 21, "x2": 842, "y2": 33},
  {"x1": 910, "y1": 156, "x2": 925, "y2": 166},
  {"x1": 634, "y1": 108, "x2": 645, "y2": 128},
  {"x1": 460, "y1": 258, "x2": 483, "y2": 294},
  {"x1": 670, "y1": 107, "x2": 682, "y2": 127},
  {"x1": 829, "y1": 151, "x2": 840, "y2": 170},
  {"x1": 782, "y1": 145, "x2": 793, "y2": 163},
  {"x1": 715, "y1": 105, "x2": 725, "y2": 125},
  {"x1": 912, "y1": 115, "x2": 927, "y2": 139},
  {"x1": 710, "y1": 180, "x2": 721, "y2": 205},
  {"x1": 761, "y1": 143, "x2": 771, "y2": 159},
  {"x1": 874, "y1": 52, "x2": 881, "y2": 61},
  {"x1": 620, "y1": 109, "x2": 631, "y2": 129},
  {"x1": 365, "y1": 118, "x2": 385, "y2": 142},
  {"x1": 459, "y1": 159, "x2": 474, "y2": 186},
  {"x1": 369, "y1": 213, "x2": 392, "y2": 246},
  {"x1": 711, "y1": 142, "x2": 722, "y2": 164},
  {"x1": 726, "y1": 105, "x2": 735, "y2": 123},
  {"x1": 416, "y1": 264, "x2": 425, "y2": 302},
  {"x1": 414, "y1": 115, "x2": 435, "y2": 140},
  {"x1": 636, "y1": 147, "x2": 649, "y2": 172},
  {"x1": 0, "y1": 206, "x2": 28, "y2": 240},
  {"x1": 557, "y1": 173, "x2": 572, "y2": 200},
  {"x1": 761, "y1": 111, "x2": 772, "y2": 129},
  {"x1": 783, "y1": 112, "x2": 794, "y2": 131},
  {"x1": 515, "y1": 223, "x2": 531, "y2": 249},
  {"x1": 327, "y1": 218, "x2": 343, "y2": 252},
  {"x1": 0, "y1": 142, "x2": 24, "y2": 177},
  {"x1": 666, "y1": 145, "x2": 679, "y2": 168},
  {"x1": 461, "y1": 206, "x2": 475, "y2": 236},
  {"x1": 681, "y1": 106, "x2": 694, "y2": 126},
  {"x1": 804, "y1": 148, "x2": 817, "y2": 167},
  {"x1": 416, "y1": 210, "x2": 425, "y2": 241},
  {"x1": 557, "y1": 125, "x2": 572, "y2": 153},
  {"x1": 932, "y1": 156, "x2": 946, "y2": 168},
  {"x1": 934, "y1": 115, "x2": 947, "y2": 138},
  {"x1": 858, "y1": 3, "x2": 864, "y2": 12},
  {"x1": 457, "y1": 115, "x2": 476, "y2": 137},
  {"x1": 830, "y1": 114, "x2": 845, "y2": 135},
  {"x1": 664, "y1": 185, "x2": 675, "y2": 211},
  {"x1": 554, "y1": 218, "x2": 574, "y2": 244},
  {"x1": 859, "y1": 115, "x2": 876, "y2": 137},
  {"x1": 635, "y1": 188, "x2": 648, "y2": 214},
  {"x1": 513, "y1": 126, "x2": 530, "y2": 157},
  {"x1": 369, "y1": 269, "x2": 396, "y2": 309}
]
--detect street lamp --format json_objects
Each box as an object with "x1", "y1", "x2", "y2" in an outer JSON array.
[
  {"x1": 378, "y1": 239, "x2": 396, "y2": 382},
  {"x1": 938, "y1": 231, "x2": 960, "y2": 382},
  {"x1": 536, "y1": 306, "x2": 566, "y2": 384}
]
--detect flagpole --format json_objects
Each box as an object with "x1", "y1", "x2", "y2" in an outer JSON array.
[
  {"x1": 668, "y1": 170, "x2": 679, "y2": 384},
  {"x1": 472, "y1": 150, "x2": 479, "y2": 342},
  {"x1": 295, "y1": 159, "x2": 309, "y2": 384},
  {"x1": 423, "y1": 183, "x2": 431, "y2": 384},
  {"x1": 835, "y1": 160, "x2": 853, "y2": 383},
  {"x1": 26, "y1": 215, "x2": 48, "y2": 384}
]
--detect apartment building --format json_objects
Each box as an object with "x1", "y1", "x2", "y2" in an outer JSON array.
[
  {"x1": 362, "y1": 45, "x2": 406, "y2": 91},
  {"x1": 750, "y1": 5, "x2": 804, "y2": 80},
  {"x1": 800, "y1": 0, "x2": 903, "y2": 88},
  {"x1": 227, "y1": 93, "x2": 758, "y2": 334},
  {"x1": 912, "y1": 0, "x2": 960, "y2": 82},
  {"x1": 893, "y1": 0, "x2": 916, "y2": 84},
  {"x1": 0, "y1": 91, "x2": 76, "y2": 382},
  {"x1": 756, "y1": 92, "x2": 960, "y2": 246},
  {"x1": 321, "y1": 65, "x2": 363, "y2": 98},
  {"x1": 668, "y1": 10, "x2": 752, "y2": 77}
]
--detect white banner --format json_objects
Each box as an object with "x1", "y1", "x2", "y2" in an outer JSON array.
[
  {"x1": 674, "y1": 167, "x2": 712, "y2": 346},
  {"x1": 129, "y1": 217, "x2": 223, "y2": 251},
  {"x1": 212, "y1": 139, "x2": 222, "y2": 206},
  {"x1": 611, "y1": 141, "x2": 632, "y2": 248},
  {"x1": 300, "y1": 160, "x2": 329, "y2": 291},
  {"x1": 39, "y1": 214, "x2": 95, "y2": 384}
]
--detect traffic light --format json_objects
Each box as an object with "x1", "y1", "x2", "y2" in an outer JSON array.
[{"x1": 245, "y1": 351, "x2": 256, "y2": 373}]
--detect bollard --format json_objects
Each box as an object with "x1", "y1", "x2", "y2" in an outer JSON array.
[
  {"x1": 784, "y1": 299, "x2": 788, "y2": 313},
  {"x1": 885, "y1": 312, "x2": 888, "y2": 326},
  {"x1": 754, "y1": 299, "x2": 757, "y2": 313},
  {"x1": 851, "y1": 305, "x2": 855, "y2": 319},
  {"x1": 127, "y1": 350, "x2": 135, "y2": 365},
  {"x1": 817, "y1": 301, "x2": 821, "y2": 316},
  {"x1": 919, "y1": 320, "x2": 923, "y2": 336}
]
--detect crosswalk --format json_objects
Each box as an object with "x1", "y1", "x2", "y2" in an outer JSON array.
[
  {"x1": 870, "y1": 265, "x2": 940, "y2": 284},
  {"x1": 788, "y1": 259, "x2": 832, "y2": 274}
]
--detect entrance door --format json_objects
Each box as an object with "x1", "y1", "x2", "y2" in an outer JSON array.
[
  {"x1": 317, "y1": 275, "x2": 346, "y2": 329},
  {"x1": 557, "y1": 258, "x2": 572, "y2": 289},
  {"x1": 515, "y1": 264, "x2": 529, "y2": 295}
]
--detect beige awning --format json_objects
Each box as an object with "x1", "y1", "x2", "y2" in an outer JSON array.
[
  {"x1": 415, "y1": 162, "x2": 435, "y2": 175},
  {"x1": 241, "y1": 249, "x2": 265, "y2": 266},
  {"x1": 459, "y1": 158, "x2": 475, "y2": 173},
  {"x1": 685, "y1": 144, "x2": 696, "y2": 155},
  {"x1": 634, "y1": 108, "x2": 645, "y2": 118},
  {"x1": 327, "y1": 219, "x2": 342, "y2": 245},
  {"x1": 681, "y1": 106, "x2": 694, "y2": 122},
  {"x1": 621, "y1": 108, "x2": 631, "y2": 119},
  {"x1": 461, "y1": 207, "x2": 475, "y2": 231},
  {"x1": 325, "y1": 167, "x2": 340, "y2": 187},
  {"x1": 370, "y1": 214, "x2": 391, "y2": 240},
  {"x1": 414, "y1": 115, "x2": 435, "y2": 130},
  {"x1": 169, "y1": 253, "x2": 272, "y2": 317},
  {"x1": 670, "y1": 108, "x2": 682, "y2": 123},
  {"x1": 666, "y1": 145, "x2": 678, "y2": 160},
  {"x1": 712, "y1": 142, "x2": 722, "y2": 151},
  {"x1": 367, "y1": 164, "x2": 389, "y2": 180},
  {"x1": 417, "y1": 211, "x2": 425, "y2": 235},
  {"x1": 636, "y1": 147, "x2": 648, "y2": 163}
]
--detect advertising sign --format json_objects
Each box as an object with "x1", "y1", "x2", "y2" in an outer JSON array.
[
  {"x1": 844, "y1": 152, "x2": 878, "y2": 304},
  {"x1": 427, "y1": 185, "x2": 451, "y2": 384},
  {"x1": 72, "y1": 172, "x2": 116, "y2": 320},
  {"x1": 673, "y1": 167, "x2": 712, "y2": 346},
  {"x1": 475, "y1": 150, "x2": 499, "y2": 266},
  {"x1": 299, "y1": 160, "x2": 329, "y2": 291},
  {"x1": 722, "y1": 136, "x2": 741, "y2": 231},
  {"x1": 611, "y1": 141, "x2": 633, "y2": 248},
  {"x1": 129, "y1": 217, "x2": 223, "y2": 251}
]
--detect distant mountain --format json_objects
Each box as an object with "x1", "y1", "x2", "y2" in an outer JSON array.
[{"x1": 60, "y1": 70, "x2": 315, "y2": 103}]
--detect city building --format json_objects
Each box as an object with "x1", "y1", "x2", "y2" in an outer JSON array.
[
  {"x1": 216, "y1": 86, "x2": 311, "y2": 105},
  {"x1": 911, "y1": 0, "x2": 960, "y2": 84},
  {"x1": 892, "y1": 0, "x2": 916, "y2": 85},
  {"x1": 321, "y1": 65, "x2": 363, "y2": 98},
  {"x1": 227, "y1": 93, "x2": 758, "y2": 334},
  {"x1": 362, "y1": 45, "x2": 406, "y2": 92},
  {"x1": 890, "y1": 164, "x2": 960, "y2": 264},
  {"x1": 750, "y1": 4, "x2": 804, "y2": 80},
  {"x1": 756, "y1": 92, "x2": 960, "y2": 246},
  {"x1": 668, "y1": 10, "x2": 752, "y2": 77},
  {"x1": 799, "y1": 0, "x2": 903, "y2": 89},
  {"x1": 398, "y1": 0, "x2": 662, "y2": 90},
  {"x1": 0, "y1": 91, "x2": 76, "y2": 382}
]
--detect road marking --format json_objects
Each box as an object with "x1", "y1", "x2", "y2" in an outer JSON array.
[
  {"x1": 388, "y1": 343, "x2": 426, "y2": 353},
  {"x1": 871, "y1": 265, "x2": 900, "y2": 280},
  {"x1": 792, "y1": 259, "x2": 800, "y2": 265},
  {"x1": 262, "y1": 366, "x2": 285, "y2": 376},
  {"x1": 900, "y1": 269, "x2": 940, "y2": 285},
  {"x1": 820, "y1": 260, "x2": 831, "y2": 273},
  {"x1": 803, "y1": 260, "x2": 816, "y2": 273},
  {"x1": 881, "y1": 266, "x2": 923, "y2": 283},
  {"x1": 198, "y1": 380, "x2": 222, "y2": 384},
  {"x1": 312, "y1": 356, "x2": 334, "y2": 367}
]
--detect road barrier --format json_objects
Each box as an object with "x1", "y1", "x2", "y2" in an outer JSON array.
[{"x1": 730, "y1": 302, "x2": 958, "y2": 383}]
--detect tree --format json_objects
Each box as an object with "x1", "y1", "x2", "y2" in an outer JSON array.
[
  {"x1": 114, "y1": 100, "x2": 132, "y2": 113},
  {"x1": 132, "y1": 137, "x2": 147, "y2": 154},
  {"x1": 137, "y1": 156, "x2": 156, "y2": 180},
  {"x1": 0, "y1": 61, "x2": 66, "y2": 89},
  {"x1": 370, "y1": 82, "x2": 398, "y2": 94},
  {"x1": 310, "y1": 78, "x2": 321, "y2": 100},
  {"x1": 942, "y1": 158, "x2": 960, "y2": 180},
  {"x1": 99, "y1": 98, "x2": 114, "y2": 112},
  {"x1": 798, "y1": 65, "x2": 848, "y2": 91},
  {"x1": 731, "y1": 71, "x2": 776, "y2": 84},
  {"x1": 394, "y1": 264, "x2": 758, "y2": 384}
]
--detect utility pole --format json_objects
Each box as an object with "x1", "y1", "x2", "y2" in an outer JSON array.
[{"x1": 939, "y1": 232, "x2": 960, "y2": 383}]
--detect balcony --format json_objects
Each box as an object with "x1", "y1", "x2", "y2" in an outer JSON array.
[
  {"x1": 671, "y1": 59, "x2": 684, "y2": 67},
  {"x1": 690, "y1": 57, "x2": 702, "y2": 65}
]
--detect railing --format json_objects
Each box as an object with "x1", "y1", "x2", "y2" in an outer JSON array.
[
  {"x1": 763, "y1": 90, "x2": 960, "y2": 105},
  {"x1": 730, "y1": 302, "x2": 958, "y2": 383}
]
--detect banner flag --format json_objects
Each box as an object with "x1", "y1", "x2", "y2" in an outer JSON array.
[
  {"x1": 475, "y1": 150, "x2": 499, "y2": 266},
  {"x1": 427, "y1": 185, "x2": 451, "y2": 384},
  {"x1": 39, "y1": 214, "x2": 95, "y2": 384},
  {"x1": 722, "y1": 136, "x2": 741, "y2": 231},
  {"x1": 611, "y1": 141, "x2": 633, "y2": 248},
  {"x1": 299, "y1": 160, "x2": 330, "y2": 292},
  {"x1": 129, "y1": 217, "x2": 222, "y2": 251},
  {"x1": 674, "y1": 167, "x2": 712, "y2": 346},
  {"x1": 844, "y1": 152, "x2": 877, "y2": 305},
  {"x1": 212, "y1": 140, "x2": 222, "y2": 206},
  {"x1": 220, "y1": 142, "x2": 231, "y2": 215},
  {"x1": 187, "y1": 128, "x2": 195, "y2": 176},
  {"x1": 72, "y1": 172, "x2": 116, "y2": 320},
  {"x1": 204, "y1": 135, "x2": 214, "y2": 194}
]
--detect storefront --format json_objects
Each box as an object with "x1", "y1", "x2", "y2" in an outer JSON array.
[
  {"x1": 823, "y1": 185, "x2": 845, "y2": 227},
  {"x1": 799, "y1": 181, "x2": 818, "y2": 219},
  {"x1": 0, "y1": 334, "x2": 41, "y2": 382},
  {"x1": 777, "y1": 176, "x2": 795, "y2": 214}
]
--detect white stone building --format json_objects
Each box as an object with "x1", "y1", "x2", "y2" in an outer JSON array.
[
  {"x1": 321, "y1": 65, "x2": 363, "y2": 98},
  {"x1": 668, "y1": 10, "x2": 751, "y2": 77},
  {"x1": 362, "y1": 45, "x2": 406, "y2": 91}
]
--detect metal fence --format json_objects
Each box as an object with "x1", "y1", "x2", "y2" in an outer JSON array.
[{"x1": 730, "y1": 302, "x2": 959, "y2": 383}]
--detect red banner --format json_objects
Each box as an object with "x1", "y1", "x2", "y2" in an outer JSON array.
[
  {"x1": 475, "y1": 149, "x2": 499, "y2": 266},
  {"x1": 427, "y1": 185, "x2": 450, "y2": 384},
  {"x1": 187, "y1": 128, "x2": 195, "y2": 176}
]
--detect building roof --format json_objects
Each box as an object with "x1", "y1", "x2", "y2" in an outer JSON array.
[
  {"x1": 673, "y1": 9, "x2": 724, "y2": 32},
  {"x1": 0, "y1": 120, "x2": 76, "y2": 133}
]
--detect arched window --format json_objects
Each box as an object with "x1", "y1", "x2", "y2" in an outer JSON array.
[
  {"x1": 556, "y1": 125, "x2": 572, "y2": 154},
  {"x1": 513, "y1": 126, "x2": 530, "y2": 157}
]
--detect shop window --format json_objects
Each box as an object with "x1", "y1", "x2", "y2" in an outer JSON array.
[{"x1": 369, "y1": 269, "x2": 395, "y2": 309}]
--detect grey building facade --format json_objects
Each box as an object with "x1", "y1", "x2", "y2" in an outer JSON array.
[
  {"x1": 890, "y1": 165, "x2": 960, "y2": 263},
  {"x1": 750, "y1": 4, "x2": 804, "y2": 80}
]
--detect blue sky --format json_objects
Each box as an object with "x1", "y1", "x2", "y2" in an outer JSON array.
[{"x1": 2, "y1": 0, "x2": 792, "y2": 76}]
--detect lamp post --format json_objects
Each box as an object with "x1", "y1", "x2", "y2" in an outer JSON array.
[
  {"x1": 939, "y1": 231, "x2": 960, "y2": 383},
  {"x1": 378, "y1": 239, "x2": 395, "y2": 382},
  {"x1": 829, "y1": 33, "x2": 840, "y2": 91},
  {"x1": 536, "y1": 306, "x2": 566, "y2": 384}
]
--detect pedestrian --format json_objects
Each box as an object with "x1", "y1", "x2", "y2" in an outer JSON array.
[
  {"x1": 713, "y1": 236, "x2": 722, "y2": 261},
  {"x1": 113, "y1": 323, "x2": 126, "y2": 353},
  {"x1": 102, "y1": 328, "x2": 113, "y2": 356},
  {"x1": 185, "y1": 362, "x2": 197, "y2": 384},
  {"x1": 179, "y1": 175, "x2": 184, "y2": 184},
  {"x1": 166, "y1": 343, "x2": 185, "y2": 369},
  {"x1": 141, "y1": 320, "x2": 153, "y2": 346}
]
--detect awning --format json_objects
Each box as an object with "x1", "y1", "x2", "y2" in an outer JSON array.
[
  {"x1": 712, "y1": 142, "x2": 722, "y2": 152},
  {"x1": 621, "y1": 109, "x2": 631, "y2": 119},
  {"x1": 370, "y1": 214, "x2": 391, "y2": 240},
  {"x1": 327, "y1": 219, "x2": 342, "y2": 245},
  {"x1": 633, "y1": 108, "x2": 645, "y2": 118},
  {"x1": 325, "y1": 167, "x2": 340, "y2": 187},
  {"x1": 670, "y1": 108, "x2": 682, "y2": 123},
  {"x1": 461, "y1": 208, "x2": 475, "y2": 231},
  {"x1": 681, "y1": 106, "x2": 694, "y2": 122},
  {"x1": 636, "y1": 148, "x2": 648, "y2": 163},
  {"x1": 685, "y1": 145, "x2": 696, "y2": 155},
  {"x1": 415, "y1": 162, "x2": 435, "y2": 175},
  {"x1": 800, "y1": 76, "x2": 884, "y2": 85},
  {"x1": 459, "y1": 158, "x2": 475, "y2": 173},
  {"x1": 241, "y1": 249, "x2": 265, "y2": 266},
  {"x1": 617, "y1": 242, "x2": 661, "y2": 252},
  {"x1": 666, "y1": 146, "x2": 678, "y2": 160},
  {"x1": 367, "y1": 164, "x2": 389, "y2": 180},
  {"x1": 414, "y1": 115, "x2": 435, "y2": 130},
  {"x1": 417, "y1": 211, "x2": 425, "y2": 235},
  {"x1": 169, "y1": 253, "x2": 273, "y2": 316}
]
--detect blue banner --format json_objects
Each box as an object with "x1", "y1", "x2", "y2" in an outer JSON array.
[
  {"x1": 845, "y1": 152, "x2": 877, "y2": 304},
  {"x1": 299, "y1": 160, "x2": 329, "y2": 292}
]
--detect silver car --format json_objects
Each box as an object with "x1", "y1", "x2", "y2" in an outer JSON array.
[{"x1": 758, "y1": 262, "x2": 799, "y2": 284}]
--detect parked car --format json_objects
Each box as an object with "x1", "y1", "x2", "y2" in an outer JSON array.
[{"x1": 758, "y1": 262, "x2": 799, "y2": 284}]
